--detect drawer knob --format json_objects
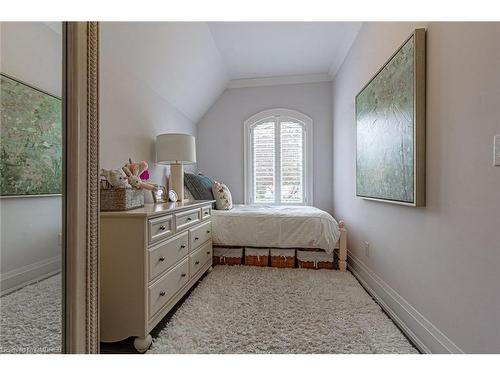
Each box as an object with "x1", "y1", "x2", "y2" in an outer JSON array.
[
  {"x1": 206, "y1": 251, "x2": 210, "y2": 255},
  {"x1": 159, "y1": 257, "x2": 165, "y2": 262},
  {"x1": 204, "y1": 212, "x2": 209, "y2": 215},
  {"x1": 195, "y1": 237, "x2": 199, "y2": 241},
  {"x1": 187, "y1": 217, "x2": 192, "y2": 221},
  {"x1": 206, "y1": 230, "x2": 210, "y2": 234},
  {"x1": 159, "y1": 225, "x2": 166, "y2": 231},
  {"x1": 159, "y1": 291, "x2": 166, "y2": 296},
  {"x1": 181, "y1": 273, "x2": 186, "y2": 277},
  {"x1": 195, "y1": 261, "x2": 200, "y2": 265},
  {"x1": 180, "y1": 245, "x2": 186, "y2": 249}
]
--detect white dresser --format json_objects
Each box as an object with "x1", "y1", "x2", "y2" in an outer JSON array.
[{"x1": 100, "y1": 200, "x2": 214, "y2": 352}]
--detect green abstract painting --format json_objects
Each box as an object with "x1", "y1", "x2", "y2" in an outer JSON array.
[
  {"x1": 0, "y1": 74, "x2": 62, "y2": 196},
  {"x1": 356, "y1": 32, "x2": 424, "y2": 205}
]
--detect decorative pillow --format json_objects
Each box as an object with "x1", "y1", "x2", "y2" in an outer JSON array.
[
  {"x1": 212, "y1": 181, "x2": 233, "y2": 210},
  {"x1": 183, "y1": 185, "x2": 195, "y2": 201},
  {"x1": 184, "y1": 172, "x2": 215, "y2": 201}
]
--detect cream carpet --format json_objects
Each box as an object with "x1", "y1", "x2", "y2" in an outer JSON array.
[
  {"x1": 0, "y1": 274, "x2": 61, "y2": 354},
  {"x1": 149, "y1": 266, "x2": 418, "y2": 354}
]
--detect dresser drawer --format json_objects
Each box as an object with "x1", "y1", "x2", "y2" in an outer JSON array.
[
  {"x1": 148, "y1": 215, "x2": 173, "y2": 245},
  {"x1": 174, "y1": 209, "x2": 200, "y2": 231},
  {"x1": 201, "y1": 205, "x2": 211, "y2": 220},
  {"x1": 148, "y1": 258, "x2": 189, "y2": 318},
  {"x1": 189, "y1": 221, "x2": 212, "y2": 250},
  {"x1": 189, "y1": 241, "x2": 212, "y2": 276},
  {"x1": 148, "y1": 232, "x2": 189, "y2": 281}
]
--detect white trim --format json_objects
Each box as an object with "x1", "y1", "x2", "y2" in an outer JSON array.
[
  {"x1": 1, "y1": 194, "x2": 62, "y2": 199},
  {"x1": 227, "y1": 73, "x2": 332, "y2": 89},
  {"x1": 244, "y1": 109, "x2": 313, "y2": 206},
  {"x1": 1, "y1": 256, "x2": 61, "y2": 296},
  {"x1": 347, "y1": 251, "x2": 464, "y2": 354}
]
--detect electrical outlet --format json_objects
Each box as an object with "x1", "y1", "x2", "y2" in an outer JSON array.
[
  {"x1": 363, "y1": 241, "x2": 370, "y2": 257},
  {"x1": 494, "y1": 135, "x2": 500, "y2": 166}
]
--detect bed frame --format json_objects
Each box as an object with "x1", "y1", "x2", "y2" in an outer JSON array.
[
  {"x1": 336, "y1": 221, "x2": 347, "y2": 272},
  {"x1": 213, "y1": 221, "x2": 348, "y2": 272}
]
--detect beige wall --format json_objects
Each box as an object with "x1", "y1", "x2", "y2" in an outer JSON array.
[
  {"x1": 0, "y1": 22, "x2": 62, "y2": 293},
  {"x1": 99, "y1": 24, "x2": 197, "y2": 201},
  {"x1": 197, "y1": 82, "x2": 334, "y2": 213},
  {"x1": 333, "y1": 22, "x2": 500, "y2": 353}
]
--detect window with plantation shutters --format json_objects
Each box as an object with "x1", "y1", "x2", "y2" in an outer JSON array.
[
  {"x1": 244, "y1": 109, "x2": 313, "y2": 206},
  {"x1": 280, "y1": 121, "x2": 303, "y2": 203},
  {"x1": 252, "y1": 121, "x2": 275, "y2": 203}
]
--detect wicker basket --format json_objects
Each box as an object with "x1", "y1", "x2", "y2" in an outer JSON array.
[
  {"x1": 213, "y1": 247, "x2": 243, "y2": 265},
  {"x1": 297, "y1": 249, "x2": 334, "y2": 270},
  {"x1": 270, "y1": 248, "x2": 296, "y2": 268},
  {"x1": 100, "y1": 188, "x2": 144, "y2": 211},
  {"x1": 244, "y1": 247, "x2": 269, "y2": 267}
]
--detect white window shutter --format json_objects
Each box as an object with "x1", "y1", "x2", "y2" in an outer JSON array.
[
  {"x1": 280, "y1": 121, "x2": 304, "y2": 203},
  {"x1": 252, "y1": 122, "x2": 275, "y2": 203}
]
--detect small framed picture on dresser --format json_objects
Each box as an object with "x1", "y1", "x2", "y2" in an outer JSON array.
[{"x1": 152, "y1": 185, "x2": 168, "y2": 203}]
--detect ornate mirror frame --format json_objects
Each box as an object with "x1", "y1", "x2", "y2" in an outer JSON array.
[{"x1": 63, "y1": 21, "x2": 99, "y2": 353}]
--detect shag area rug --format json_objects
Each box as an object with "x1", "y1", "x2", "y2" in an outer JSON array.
[
  {"x1": 149, "y1": 266, "x2": 418, "y2": 354},
  {"x1": 0, "y1": 274, "x2": 61, "y2": 354}
]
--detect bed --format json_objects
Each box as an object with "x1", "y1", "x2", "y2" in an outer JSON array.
[{"x1": 211, "y1": 204, "x2": 347, "y2": 271}]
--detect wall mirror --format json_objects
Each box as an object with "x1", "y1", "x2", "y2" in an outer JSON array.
[{"x1": 0, "y1": 22, "x2": 99, "y2": 354}]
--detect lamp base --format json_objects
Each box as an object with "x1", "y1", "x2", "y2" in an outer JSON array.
[{"x1": 170, "y1": 164, "x2": 184, "y2": 202}]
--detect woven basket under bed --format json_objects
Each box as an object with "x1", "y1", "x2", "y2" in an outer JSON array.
[
  {"x1": 244, "y1": 247, "x2": 269, "y2": 267},
  {"x1": 270, "y1": 248, "x2": 296, "y2": 268},
  {"x1": 296, "y1": 249, "x2": 334, "y2": 270},
  {"x1": 213, "y1": 247, "x2": 243, "y2": 265}
]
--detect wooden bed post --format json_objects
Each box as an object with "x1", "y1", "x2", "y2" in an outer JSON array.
[{"x1": 338, "y1": 221, "x2": 347, "y2": 272}]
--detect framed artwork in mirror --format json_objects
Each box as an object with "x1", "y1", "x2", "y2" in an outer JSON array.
[{"x1": 0, "y1": 73, "x2": 62, "y2": 197}]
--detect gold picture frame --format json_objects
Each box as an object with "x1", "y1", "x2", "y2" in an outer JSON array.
[
  {"x1": 152, "y1": 185, "x2": 168, "y2": 203},
  {"x1": 64, "y1": 21, "x2": 100, "y2": 353}
]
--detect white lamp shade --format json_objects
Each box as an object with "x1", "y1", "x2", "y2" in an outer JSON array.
[{"x1": 156, "y1": 133, "x2": 196, "y2": 165}]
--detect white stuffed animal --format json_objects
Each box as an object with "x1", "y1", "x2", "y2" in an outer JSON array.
[{"x1": 100, "y1": 168, "x2": 130, "y2": 188}]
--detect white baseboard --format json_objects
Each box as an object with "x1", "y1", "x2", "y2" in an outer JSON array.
[
  {"x1": 1, "y1": 256, "x2": 61, "y2": 296},
  {"x1": 347, "y1": 251, "x2": 463, "y2": 354}
]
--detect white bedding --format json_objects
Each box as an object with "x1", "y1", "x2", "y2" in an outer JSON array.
[{"x1": 211, "y1": 204, "x2": 340, "y2": 254}]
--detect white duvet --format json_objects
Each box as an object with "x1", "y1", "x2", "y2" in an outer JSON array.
[{"x1": 211, "y1": 204, "x2": 340, "y2": 254}]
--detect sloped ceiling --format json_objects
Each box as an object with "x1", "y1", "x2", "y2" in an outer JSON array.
[
  {"x1": 101, "y1": 22, "x2": 361, "y2": 124},
  {"x1": 208, "y1": 22, "x2": 362, "y2": 79},
  {"x1": 101, "y1": 22, "x2": 228, "y2": 123}
]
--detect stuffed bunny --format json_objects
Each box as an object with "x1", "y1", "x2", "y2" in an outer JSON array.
[
  {"x1": 100, "y1": 168, "x2": 131, "y2": 188},
  {"x1": 122, "y1": 159, "x2": 156, "y2": 191},
  {"x1": 124, "y1": 159, "x2": 148, "y2": 177}
]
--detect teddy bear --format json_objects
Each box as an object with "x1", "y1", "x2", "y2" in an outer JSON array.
[{"x1": 100, "y1": 169, "x2": 131, "y2": 188}]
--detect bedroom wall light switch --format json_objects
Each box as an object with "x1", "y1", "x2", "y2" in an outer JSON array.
[{"x1": 494, "y1": 135, "x2": 500, "y2": 166}]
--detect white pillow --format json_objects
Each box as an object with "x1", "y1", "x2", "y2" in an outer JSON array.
[{"x1": 212, "y1": 181, "x2": 233, "y2": 210}]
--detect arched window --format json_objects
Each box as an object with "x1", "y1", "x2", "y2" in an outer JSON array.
[{"x1": 244, "y1": 109, "x2": 313, "y2": 205}]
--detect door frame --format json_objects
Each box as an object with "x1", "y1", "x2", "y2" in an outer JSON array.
[{"x1": 63, "y1": 21, "x2": 100, "y2": 353}]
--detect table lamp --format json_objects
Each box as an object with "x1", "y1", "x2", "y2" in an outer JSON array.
[{"x1": 156, "y1": 133, "x2": 196, "y2": 201}]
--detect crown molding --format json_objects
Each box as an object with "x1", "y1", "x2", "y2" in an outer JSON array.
[{"x1": 226, "y1": 73, "x2": 332, "y2": 89}]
